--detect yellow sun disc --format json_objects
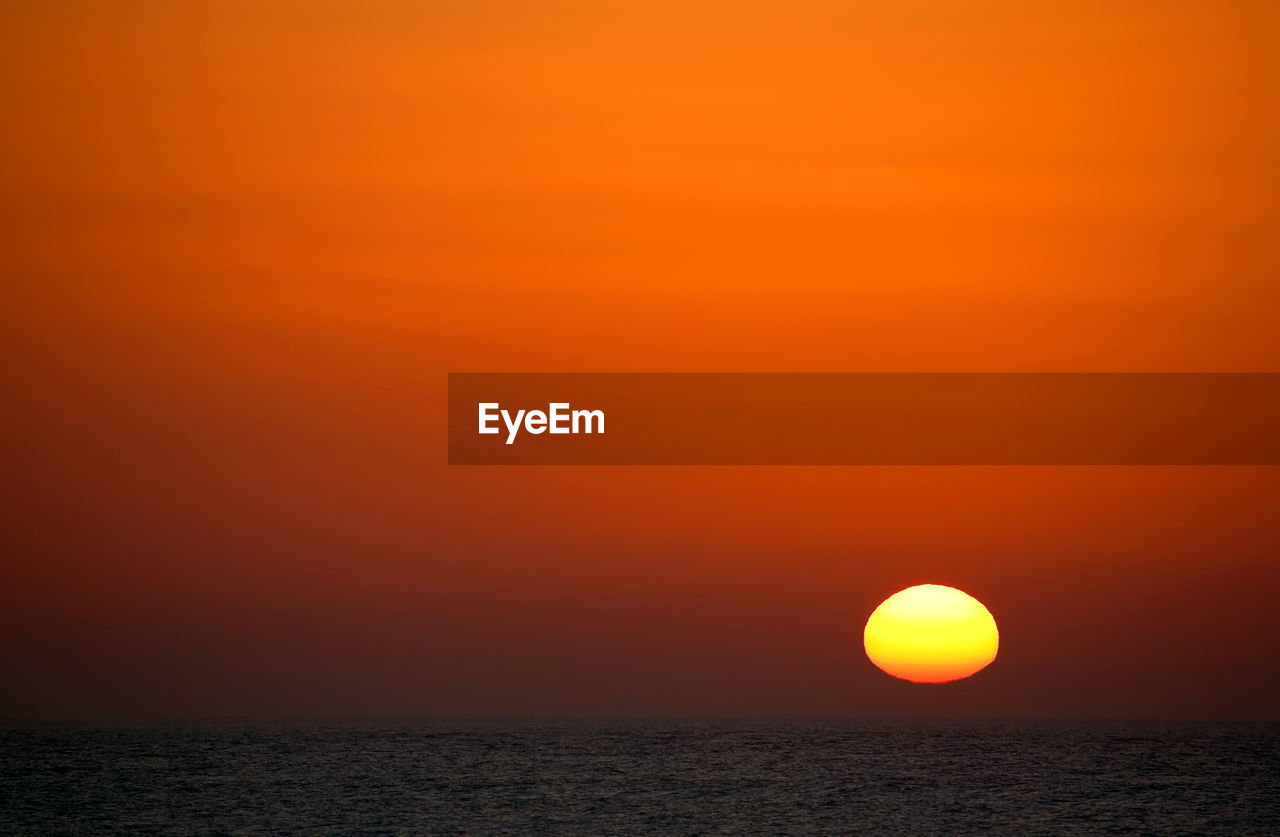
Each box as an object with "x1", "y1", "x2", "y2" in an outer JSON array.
[{"x1": 863, "y1": 584, "x2": 999, "y2": 683}]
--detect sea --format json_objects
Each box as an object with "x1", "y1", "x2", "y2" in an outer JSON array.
[{"x1": 2, "y1": 720, "x2": 1278, "y2": 834}]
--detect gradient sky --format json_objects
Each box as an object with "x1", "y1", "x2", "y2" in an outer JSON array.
[{"x1": 3, "y1": 1, "x2": 1279, "y2": 719}]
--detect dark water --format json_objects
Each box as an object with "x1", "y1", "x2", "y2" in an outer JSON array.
[{"x1": 2, "y1": 720, "x2": 1278, "y2": 835}]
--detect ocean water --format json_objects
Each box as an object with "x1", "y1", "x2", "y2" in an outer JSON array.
[{"x1": 2, "y1": 720, "x2": 1277, "y2": 835}]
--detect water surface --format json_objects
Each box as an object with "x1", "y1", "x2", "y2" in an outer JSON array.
[{"x1": 3, "y1": 720, "x2": 1277, "y2": 834}]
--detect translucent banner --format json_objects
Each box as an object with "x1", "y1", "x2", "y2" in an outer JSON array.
[{"x1": 447, "y1": 374, "x2": 1280, "y2": 465}]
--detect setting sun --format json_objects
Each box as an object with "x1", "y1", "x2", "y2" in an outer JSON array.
[{"x1": 864, "y1": 585, "x2": 999, "y2": 683}]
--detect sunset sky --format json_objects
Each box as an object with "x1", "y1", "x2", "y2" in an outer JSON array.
[{"x1": 3, "y1": 1, "x2": 1278, "y2": 719}]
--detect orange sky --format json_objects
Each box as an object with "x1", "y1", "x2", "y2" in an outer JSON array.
[{"x1": 2, "y1": 1, "x2": 1278, "y2": 718}]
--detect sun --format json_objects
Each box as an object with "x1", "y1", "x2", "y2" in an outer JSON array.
[{"x1": 863, "y1": 584, "x2": 999, "y2": 683}]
